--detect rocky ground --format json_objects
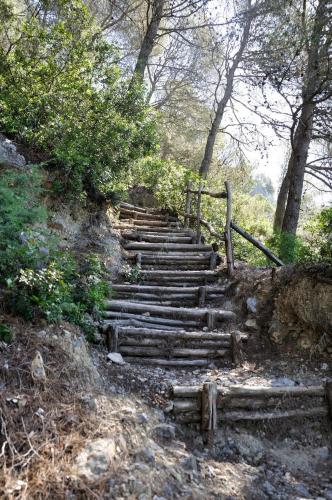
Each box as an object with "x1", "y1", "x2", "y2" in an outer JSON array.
[{"x1": 1, "y1": 319, "x2": 331, "y2": 500}]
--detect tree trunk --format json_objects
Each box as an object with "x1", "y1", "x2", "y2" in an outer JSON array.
[
  {"x1": 130, "y1": 0, "x2": 165, "y2": 86},
  {"x1": 282, "y1": 103, "x2": 315, "y2": 235},
  {"x1": 273, "y1": 156, "x2": 293, "y2": 232},
  {"x1": 199, "y1": 3, "x2": 253, "y2": 178},
  {"x1": 281, "y1": 0, "x2": 325, "y2": 237}
]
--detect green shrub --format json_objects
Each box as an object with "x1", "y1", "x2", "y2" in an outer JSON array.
[
  {"x1": 0, "y1": 0, "x2": 157, "y2": 199},
  {"x1": 0, "y1": 324, "x2": 13, "y2": 343}
]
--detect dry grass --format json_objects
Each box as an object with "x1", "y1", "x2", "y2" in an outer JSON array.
[{"x1": 0, "y1": 319, "x2": 119, "y2": 499}]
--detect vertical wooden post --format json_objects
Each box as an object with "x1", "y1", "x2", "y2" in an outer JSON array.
[
  {"x1": 231, "y1": 330, "x2": 243, "y2": 366},
  {"x1": 209, "y1": 251, "x2": 217, "y2": 270},
  {"x1": 136, "y1": 252, "x2": 142, "y2": 266},
  {"x1": 201, "y1": 382, "x2": 218, "y2": 446},
  {"x1": 224, "y1": 181, "x2": 234, "y2": 276},
  {"x1": 207, "y1": 311, "x2": 216, "y2": 330},
  {"x1": 111, "y1": 325, "x2": 119, "y2": 352},
  {"x1": 326, "y1": 381, "x2": 332, "y2": 421},
  {"x1": 184, "y1": 181, "x2": 193, "y2": 228},
  {"x1": 198, "y1": 286, "x2": 206, "y2": 307},
  {"x1": 196, "y1": 183, "x2": 202, "y2": 244}
]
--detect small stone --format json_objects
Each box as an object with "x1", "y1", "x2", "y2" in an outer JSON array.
[
  {"x1": 269, "y1": 320, "x2": 288, "y2": 344},
  {"x1": 137, "y1": 413, "x2": 149, "y2": 424},
  {"x1": 81, "y1": 394, "x2": 97, "y2": 411},
  {"x1": 107, "y1": 352, "x2": 125, "y2": 364},
  {"x1": 324, "y1": 489, "x2": 332, "y2": 500},
  {"x1": 263, "y1": 481, "x2": 275, "y2": 495},
  {"x1": 317, "y1": 446, "x2": 329, "y2": 460},
  {"x1": 294, "y1": 483, "x2": 310, "y2": 498},
  {"x1": 245, "y1": 319, "x2": 259, "y2": 331},
  {"x1": 31, "y1": 351, "x2": 46, "y2": 382},
  {"x1": 271, "y1": 377, "x2": 295, "y2": 387},
  {"x1": 246, "y1": 297, "x2": 258, "y2": 314},
  {"x1": 134, "y1": 447, "x2": 155, "y2": 464},
  {"x1": 321, "y1": 363, "x2": 329, "y2": 371},
  {"x1": 153, "y1": 423, "x2": 176, "y2": 441},
  {"x1": 180, "y1": 455, "x2": 198, "y2": 474}
]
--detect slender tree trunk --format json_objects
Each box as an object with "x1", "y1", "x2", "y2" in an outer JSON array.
[
  {"x1": 273, "y1": 156, "x2": 293, "y2": 232},
  {"x1": 199, "y1": 3, "x2": 253, "y2": 178},
  {"x1": 281, "y1": 0, "x2": 325, "y2": 237},
  {"x1": 130, "y1": 0, "x2": 165, "y2": 87},
  {"x1": 282, "y1": 102, "x2": 315, "y2": 234}
]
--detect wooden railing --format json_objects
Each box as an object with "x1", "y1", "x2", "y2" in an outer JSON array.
[{"x1": 183, "y1": 180, "x2": 284, "y2": 274}]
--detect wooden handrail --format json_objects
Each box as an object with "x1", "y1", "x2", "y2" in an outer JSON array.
[
  {"x1": 183, "y1": 180, "x2": 284, "y2": 272},
  {"x1": 185, "y1": 188, "x2": 227, "y2": 199},
  {"x1": 231, "y1": 222, "x2": 284, "y2": 266}
]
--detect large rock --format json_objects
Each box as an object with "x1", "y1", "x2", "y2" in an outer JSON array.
[
  {"x1": 0, "y1": 134, "x2": 26, "y2": 168},
  {"x1": 74, "y1": 438, "x2": 121, "y2": 480},
  {"x1": 269, "y1": 319, "x2": 289, "y2": 344}
]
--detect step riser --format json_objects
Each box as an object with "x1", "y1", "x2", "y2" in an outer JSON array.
[{"x1": 124, "y1": 243, "x2": 211, "y2": 252}]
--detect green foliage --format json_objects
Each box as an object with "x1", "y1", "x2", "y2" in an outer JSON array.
[
  {"x1": 0, "y1": 324, "x2": 12, "y2": 343},
  {"x1": 11, "y1": 252, "x2": 109, "y2": 328},
  {"x1": 121, "y1": 263, "x2": 142, "y2": 284},
  {"x1": 0, "y1": 168, "x2": 108, "y2": 336},
  {"x1": 0, "y1": 167, "x2": 48, "y2": 280},
  {"x1": 129, "y1": 157, "x2": 199, "y2": 212},
  {"x1": 0, "y1": 0, "x2": 156, "y2": 199}
]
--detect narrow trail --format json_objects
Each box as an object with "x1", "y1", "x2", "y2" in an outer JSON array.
[
  {"x1": 103, "y1": 201, "x2": 331, "y2": 439},
  {"x1": 105, "y1": 202, "x2": 237, "y2": 368}
]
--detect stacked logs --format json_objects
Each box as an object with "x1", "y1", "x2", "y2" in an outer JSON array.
[
  {"x1": 104, "y1": 327, "x2": 244, "y2": 367},
  {"x1": 171, "y1": 382, "x2": 332, "y2": 429}
]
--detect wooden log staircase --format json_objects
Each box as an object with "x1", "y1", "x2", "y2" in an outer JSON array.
[
  {"x1": 103, "y1": 200, "x2": 331, "y2": 441},
  {"x1": 103, "y1": 202, "x2": 239, "y2": 367}
]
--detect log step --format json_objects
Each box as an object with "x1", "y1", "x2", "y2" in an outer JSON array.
[
  {"x1": 120, "y1": 209, "x2": 178, "y2": 222},
  {"x1": 123, "y1": 233, "x2": 193, "y2": 243},
  {"x1": 112, "y1": 285, "x2": 226, "y2": 294},
  {"x1": 124, "y1": 242, "x2": 212, "y2": 252},
  {"x1": 123, "y1": 357, "x2": 215, "y2": 367},
  {"x1": 119, "y1": 219, "x2": 179, "y2": 227},
  {"x1": 117, "y1": 327, "x2": 231, "y2": 340},
  {"x1": 103, "y1": 300, "x2": 236, "y2": 325},
  {"x1": 120, "y1": 202, "x2": 161, "y2": 214},
  {"x1": 114, "y1": 225, "x2": 187, "y2": 233}
]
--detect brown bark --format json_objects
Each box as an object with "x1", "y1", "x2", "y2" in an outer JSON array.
[
  {"x1": 281, "y1": 0, "x2": 326, "y2": 236},
  {"x1": 130, "y1": 0, "x2": 165, "y2": 86},
  {"x1": 273, "y1": 161, "x2": 292, "y2": 232},
  {"x1": 199, "y1": 3, "x2": 253, "y2": 178},
  {"x1": 282, "y1": 102, "x2": 315, "y2": 235}
]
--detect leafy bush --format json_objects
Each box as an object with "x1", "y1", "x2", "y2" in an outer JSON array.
[
  {"x1": 0, "y1": 168, "x2": 48, "y2": 281},
  {"x1": 121, "y1": 263, "x2": 142, "y2": 284},
  {"x1": 129, "y1": 157, "x2": 198, "y2": 212},
  {"x1": 0, "y1": 0, "x2": 157, "y2": 199},
  {"x1": 11, "y1": 253, "x2": 110, "y2": 328},
  {"x1": 0, "y1": 324, "x2": 12, "y2": 343}
]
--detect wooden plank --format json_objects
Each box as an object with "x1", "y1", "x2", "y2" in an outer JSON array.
[
  {"x1": 117, "y1": 328, "x2": 231, "y2": 341},
  {"x1": 124, "y1": 242, "x2": 212, "y2": 252},
  {"x1": 124, "y1": 357, "x2": 213, "y2": 367},
  {"x1": 325, "y1": 381, "x2": 332, "y2": 421},
  {"x1": 184, "y1": 180, "x2": 193, "y2": 228},
  {"x1": 231, "y1": 222, "x2": 284, "y2": 266},
  {"x1": 231, "y1": 330, "x2": 243, "y2": 366},
  {"x1": 119, "y1": 346, "x2": 228, "y2": 358},
  {"x1": 104, "y1": 300, "x2": 236, "y2": 322},
  {"x1": 220, "y1": 406, "x2": 328, "y2": 421},
  {"x1": 172, "y1": 384, "x2": 326, "y2": 398},
  {"x1": 185, "y1": 188, "x2": 227, "y2": 199},
  {"x1": 224, "y1": 181, "x2": 234, "y2": 276},
  {"x1": 201, "y1": 382, "x2": 218, "y2": 445}
]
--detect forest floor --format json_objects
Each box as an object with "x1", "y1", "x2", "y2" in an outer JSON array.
[{"x1": 0, "y1": 318, "x2": 331, "y2": 500}]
